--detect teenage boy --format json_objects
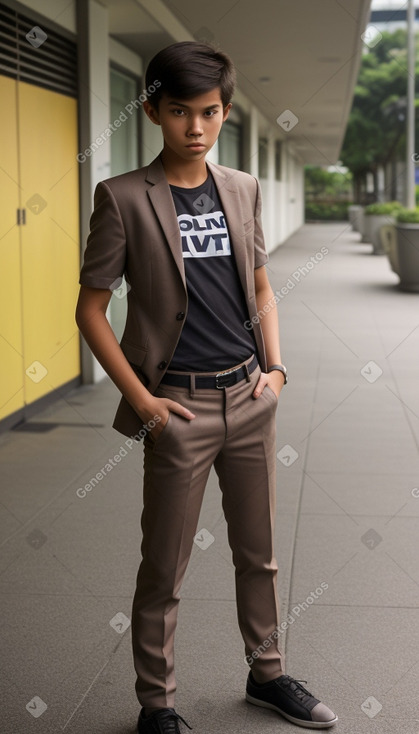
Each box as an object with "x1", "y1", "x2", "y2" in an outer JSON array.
[{"x1": 76, "y1": 41, "x2": 337, "y2": 733}]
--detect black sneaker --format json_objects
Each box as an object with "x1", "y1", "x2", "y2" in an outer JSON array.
[
  {"x1": 137, "y1": 707, "x2": 192, "y2": 733},
  {"x1": 246, "y1": 672, "x2": 338, "y2": 729}
]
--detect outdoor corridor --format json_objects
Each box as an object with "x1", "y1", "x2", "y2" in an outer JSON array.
[{"x1": 1, "y1": 221, "x2": 418, "y2": 734}]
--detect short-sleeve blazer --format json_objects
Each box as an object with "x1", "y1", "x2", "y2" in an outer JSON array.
[{"x1": 79, "y1": 154, "x2": 269, "y2": 438}]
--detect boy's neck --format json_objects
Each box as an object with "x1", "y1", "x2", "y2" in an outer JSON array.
[{"x1": 160, "y1": 148, "x2": 208, "y2": 188}]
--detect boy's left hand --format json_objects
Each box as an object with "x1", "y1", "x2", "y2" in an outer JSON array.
[{"x1": 253, "y1": 370, "x2": 285, "y2": 400}]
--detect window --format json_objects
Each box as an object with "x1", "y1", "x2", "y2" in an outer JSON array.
[
  {"x1": 258, "y1": 137, "x2": 268, "y2": 179},
  {"x1": 218, "y1": 120, "x2": 242, "y2": 169},
  {"x1": 275, "y1": 140, "x2": 282, "y2": 181},
  {"x1": 110, "y1": 67, "x2": 139, "y2": 176},
  {"x1": 109, "y1": 67, "x2": 140, "y2": 338}
]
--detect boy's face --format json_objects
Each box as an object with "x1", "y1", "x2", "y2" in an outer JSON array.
[{"x1": 144, "y1": 88, "x2": 232, "y2": 161}]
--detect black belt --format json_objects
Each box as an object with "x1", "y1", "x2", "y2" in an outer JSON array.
[{"x1": 160, "y1": 354, "x2": 258, "y2": 389}]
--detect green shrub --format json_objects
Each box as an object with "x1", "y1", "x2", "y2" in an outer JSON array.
[
  {"x1": 364, "y1": 201, "x2": 403, "y2": 215},
  {"x1": 305, "y1": 202, "x2": 351, "y2": 221},
  {"x1": 396, "y1": 207, "x2": 419, "y2": 224}
]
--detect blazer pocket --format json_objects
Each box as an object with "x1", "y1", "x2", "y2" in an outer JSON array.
[
  {"x1": 120, "y1": 337, "x2": 147, "y2": 367},
  {"x1": 243, "y1": 218, "x2": 255, "y2": 234}
]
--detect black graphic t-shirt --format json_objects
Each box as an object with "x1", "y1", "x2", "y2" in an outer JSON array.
[{"x1": 168, "y1": 170, "x2": 256, "y2": 371}]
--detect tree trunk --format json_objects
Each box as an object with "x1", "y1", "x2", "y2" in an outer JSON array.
[{"x1": 353, "y1": 173, "x2": 363, "y2": 204}]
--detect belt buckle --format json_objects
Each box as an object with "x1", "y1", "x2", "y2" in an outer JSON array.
[{"x1": 215, "y1": 365, "x2": 240, "y2": 389}]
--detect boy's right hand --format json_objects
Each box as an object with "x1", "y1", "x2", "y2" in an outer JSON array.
[{"x1": 138, "y1": 396, "x2": 195, "y2": 441}]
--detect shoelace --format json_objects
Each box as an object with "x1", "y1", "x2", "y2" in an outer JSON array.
[
  {"x1": 280, "y1": 676, "x2": 314, "y2": 702},
  {"x1": 152, "y1": 708, "x2": 192, "y2": 733}
]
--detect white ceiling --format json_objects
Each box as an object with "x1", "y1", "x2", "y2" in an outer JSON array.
[{"x1": 102, "y1": 0, "x2": 372, "y2": 165}]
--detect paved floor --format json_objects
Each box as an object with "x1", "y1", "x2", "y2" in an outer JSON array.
[{"x1": 1, "y1": 222, "x2": 419, "y2": 734}]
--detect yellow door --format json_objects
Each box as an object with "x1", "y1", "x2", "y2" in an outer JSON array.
[
  {"x1": 0, "y1": 75, "x2": 24, "y2": 421},
  {"x1": 0, "y1": 77, "x2": 80, "y2": 424},
  {"x1": 18, "y1": 81, "x2": 80, "y2": 407}
]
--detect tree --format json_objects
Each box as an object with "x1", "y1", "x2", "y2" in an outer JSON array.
[
  {"x1": 305, "y1": 166, "x2": 352, "y2": 199},
  {"x1": 340, "y1": 29, "x2": 419, "y2": 203}
]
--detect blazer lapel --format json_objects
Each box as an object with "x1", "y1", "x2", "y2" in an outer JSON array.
[
  {"x1": 145, "y1": 155, "x2": 186, "y2": 289},
  {"x1": 206, "y1": 161, "x2": 251, "y2": 299}
]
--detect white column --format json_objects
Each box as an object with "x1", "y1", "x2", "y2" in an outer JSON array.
[
  {"x1": 249, "y1": 105, "x2": 259, "y2": 178},
  {"x1": 77, "y1": 0, "x2": 111, "y2": 383},
  {"x1": 265, "y1": 130, "x2": 276, "y2": 252},
  {"x1": 87, "y1": 1, "x2": 111, "y2": 187}
]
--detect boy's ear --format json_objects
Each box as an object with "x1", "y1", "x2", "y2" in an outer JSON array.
[
  {"x1": 143, "y1": 100, "x2": 160, "y2": 126},
  {"x1": 223, "y1": 103, "x2": 233, "y2": 122}
]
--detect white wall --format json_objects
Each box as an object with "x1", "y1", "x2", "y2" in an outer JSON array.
[
  {"x1": 259, "y1": 151, "x2": 304, "y2": 252},
  {"x1": 241, "y1": 104, "x2": 304, "y2": 253}
]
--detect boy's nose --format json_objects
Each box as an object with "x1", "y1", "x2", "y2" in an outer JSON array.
[{"x1": 187, "y1": 118, "x2": 203, "y2": 135}]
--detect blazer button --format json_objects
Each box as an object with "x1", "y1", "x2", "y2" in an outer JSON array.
[
  {"x1": 176, "y1": 311, "x2": 185, "y2": 321},
  {"x1": 158, "y1": 360, "x2": 168, "y2": 370}
]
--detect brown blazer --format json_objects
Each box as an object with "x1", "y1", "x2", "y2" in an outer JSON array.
[{"x1": 79, "y1": 154, "x2": 269, "y2": 438}]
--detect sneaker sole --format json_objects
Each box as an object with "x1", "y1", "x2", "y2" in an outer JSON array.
[{"x1": 246, "y1": 692, "x2": 338, "y2": 729}]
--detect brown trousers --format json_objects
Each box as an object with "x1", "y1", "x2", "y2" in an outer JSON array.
[{"x1": 131, "y1": 355, "x2": 284, "y2": 707}]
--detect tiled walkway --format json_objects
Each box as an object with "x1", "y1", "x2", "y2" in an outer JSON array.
[{"x1": 1, "y1": 222, "x2": 419, "y2": 733}]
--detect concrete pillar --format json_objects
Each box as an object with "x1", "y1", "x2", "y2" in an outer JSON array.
[
  {"x1": 249, "y1": 105, "x2": 259, "y2": 178},
  {"x1": 77, "y1": 0, "x2": 110, "y2": 383},
  {"x1": 265, "y1": 131, "x2": 276, "y2": 251}
]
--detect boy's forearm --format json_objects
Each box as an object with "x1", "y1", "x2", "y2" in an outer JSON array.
[
  {"x1": 256, "y1": 286, "x2": 282, "y2": 367},
  {"x1": 76, "y1": 309, "x2": 153, "y2": 415}
]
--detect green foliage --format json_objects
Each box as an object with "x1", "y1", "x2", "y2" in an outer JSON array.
[
  {"x1": 340, "y1": 29, "x2": 419, "y2": 178},
  {"x1": 305, "y1": 202, "x2": 351, "y2": 221},
  {"x1": 372, "y1": 28, "x2": 410, "y2": 63},
  {"x1": 364, "y1": 201, "x2": 403, "y2": 215},
  {"x1": 305, "y1": 165, "x2": 352, "y2": 198},
  {"x1": 396, "y1": 207, "x2": 419, "y2": 223},
  {"x1": 304, "y1": 166, "x2": 352, "y2": 219}
]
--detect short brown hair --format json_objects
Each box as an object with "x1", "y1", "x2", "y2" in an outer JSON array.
[{"x1": 145, "y1": 41, "x2": 236, "y2": 109}]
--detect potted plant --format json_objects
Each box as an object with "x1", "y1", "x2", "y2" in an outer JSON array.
[
  {"x1": 379, "y1": 224, "x2": 399, "y2": 275},
  {"x1": 348, "y1": 204, "x2": 363, "y2": 232},
  {"x1": 353, "y1": 206, "x2": 365, "y2": 239},
  {"x1": 394, "y1": 208, "x2": 419, "y2": 292},
  {"x1": 364, "y1": 201, "x2": 403, "y2": 254}
]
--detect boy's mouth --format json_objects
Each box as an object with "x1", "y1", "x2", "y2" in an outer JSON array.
[{"x1": 186, "y1": 143, "x2": 205, "y2": 148}]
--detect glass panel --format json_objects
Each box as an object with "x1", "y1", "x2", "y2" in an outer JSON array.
[
  {"x1": 275, "y1": 140, "x2": 282, "y2": 181},
  {"x1": 258, "y1": 137, "x2": 268, "y2": 179},
  {"x1": 218, "y1": 121, "x2": 242, "y2": 169},
  {"x1": 110, "y1": 68, "x2": 138, "y2": 176},
  {"x1": 109, "y1": 68, "x2": 139, "y2": 338}
]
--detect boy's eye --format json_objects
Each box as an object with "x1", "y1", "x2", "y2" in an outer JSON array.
[{"x1": 171, "y1": 109, "x2": 217, "y2": 118}]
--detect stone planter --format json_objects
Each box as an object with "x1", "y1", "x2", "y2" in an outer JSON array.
[
  {"x1": 353, "y1": 207, "x2": 365, "y2": 240},
  {"x1": 379, "y1": 224, "x2": 399, "y2": 275},
  {"x1": 365, "y1": 214, "x2": 396, "y2": 254},
  {"x1": 395, "y1": 223, "x2": 419, "y2": 292},
  {"x1": 363, "y1": 214, "x2": 373, "y2": 244},
  {"x1": 348, "y1": 205, "x2": 362, "y2": 231}
]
